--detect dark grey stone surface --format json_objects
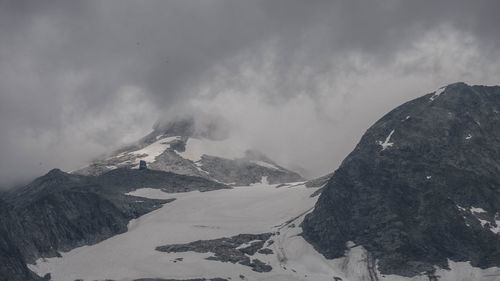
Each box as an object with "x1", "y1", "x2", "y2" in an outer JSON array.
[
  {"x1": 156, "y1": 233, "x2": 273, "y2": 272},
  {"x1": 302, "y1": 83, "x2": 500, "y2": 276}
]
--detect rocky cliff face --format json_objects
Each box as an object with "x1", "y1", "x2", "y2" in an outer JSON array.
[
  {"x1": 0, "y1": 167, "x2": 228, "y2": 280},
  {"x1": 302, "y1": 83, "x2": 500, "y2": 276},
  {"x1": 0, "y1": 200, "x2": 45, "y2": 281}
]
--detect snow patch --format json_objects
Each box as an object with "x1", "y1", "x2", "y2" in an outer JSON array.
[
  {"x1": 377, "y1": 130, "x2": 395, "y2": 151},
  {"x1": 477, "y1": 218, "x2": 489, "y2": 228},
  {"x1": 235, "y1": 240, "x2": 262, "y2": 250},
  {"x1": 490, "y1": 221, "x2": 500, "y2": 234},
  {"x1": 429, "y1": 86, "x2": 446, "y2": 101},
  {"x1": 260, "y1": 176, "x2": 269, "y2": 185},
  {"x1": 125, "y1": 188, "x2": 177, "y2": 199},
  {"x1": 129, "y1": 136, "x2": 181, "y2": 163},
  {"x1": 471, "y1": 207, "x2": 487, "y2": 214},
  {"x1": 467, "y1": 207, "x2": 500, "y2": 234}
]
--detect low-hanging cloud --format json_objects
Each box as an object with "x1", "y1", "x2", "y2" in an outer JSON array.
[{"x1": 0, "y1": 0, "x2": 499, "y2": 187}]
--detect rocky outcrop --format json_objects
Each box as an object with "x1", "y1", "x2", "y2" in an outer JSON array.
[
  {"x1": 96, "y1": 168, "x2": 229, "y2": 193},
  {"x1": 302, "y1": 83, "x2": 500, "y2": 276},
  {"x1": 156, "y1": 233, "x2": 273, "y2": 272},
  {"x1": 139, "y1": 160, "x2": 147, "y2": 170}
]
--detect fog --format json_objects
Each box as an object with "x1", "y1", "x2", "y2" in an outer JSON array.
[{"x1": 1, "y1": 0, "x2": 499, "y2": 187}]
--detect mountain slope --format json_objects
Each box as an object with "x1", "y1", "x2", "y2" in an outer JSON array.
[
  {"x1": 0, "y1": 167, "x2": 228, "y2": 281},
  {"x1": 0, "y1": 200, "x2": 45, "y2": 281},
  {"x1": 302, "y1": 83, "x2": 500, "y2": 276}
]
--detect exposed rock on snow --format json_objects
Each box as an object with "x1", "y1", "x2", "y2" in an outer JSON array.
[
  {"x1": 139, "y1": 160, "x2": 148, "y2": 170},
  {"x1": 157, "y1": 233, "x2": 273, "y2": 272}
]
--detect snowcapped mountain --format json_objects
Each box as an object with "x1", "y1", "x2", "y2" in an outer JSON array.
[{"x1": 74, "y1": 117, "x2": 304, "y2": 185}]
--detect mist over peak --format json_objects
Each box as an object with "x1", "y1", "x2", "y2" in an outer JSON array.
[
  {"x1": 153, "y1": 113, "x2": 231, "y2": 141},
  {"x1": 1, "y1": 0, "x2": 500, "y2": 187}
]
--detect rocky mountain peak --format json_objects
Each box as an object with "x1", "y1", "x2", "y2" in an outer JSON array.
[{"x1": 302, "y1": 83, "x2": 500, "y2": 276}]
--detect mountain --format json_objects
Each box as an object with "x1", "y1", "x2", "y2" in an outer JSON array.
[
  {"x1": 0, "y1": 116, "x2": 303, "y2": 281},
  {"x1": 0, "y1": 167, "x2": 228, "y2": 281},
  {"x1": 74, "y1": 117, "x2": 304, "y2": 185},
  {"x1": 5, "y1": 83, "x2": 500, "y2": 281},
  {"x1": 302, "y1": 82, "x2": 500, "y2": 278}
]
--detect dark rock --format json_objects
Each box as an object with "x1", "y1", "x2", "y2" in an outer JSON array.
[
  {"x1": 302, "y1": 83, "x2": 500, "y2": 276},
  {"x1": 249, "y1": 258, "x2": 272, "y2": 272},
  {"x1": 156, "y1": 233, "x2": 273, "y2": 272},
  {"x1": 257, "y1": 248, "x2": 273, "y2": 255}
]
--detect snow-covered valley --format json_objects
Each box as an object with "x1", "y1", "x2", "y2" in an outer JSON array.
[
  {"x1": 27, "y1": 180, "x2": 500, "y2": 281},
  {"x1": 29, "y1": 181, "x2": 320, "y2": 281}
]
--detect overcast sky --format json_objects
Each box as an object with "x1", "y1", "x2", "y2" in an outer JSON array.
[{"x1": 1, "y1": 0, "x2": 500, "y2": 187}]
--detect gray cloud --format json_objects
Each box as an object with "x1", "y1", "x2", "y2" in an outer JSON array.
[{"x1": 1, "y1": 0, "x2": 500, "y2": 187}]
